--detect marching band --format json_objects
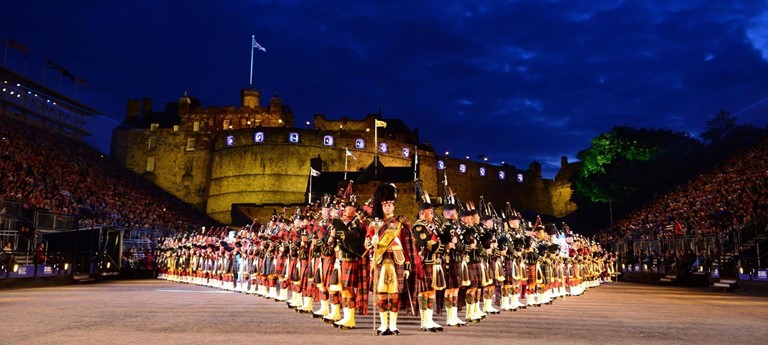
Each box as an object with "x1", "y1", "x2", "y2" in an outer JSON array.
[{"x1": 156, "y1": 182, "x2": 616, "y2": 336}]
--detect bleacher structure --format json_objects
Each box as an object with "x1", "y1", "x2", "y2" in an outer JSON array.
[{"x1": 1, "y1": 64, "x2": 105, "y2": 283}]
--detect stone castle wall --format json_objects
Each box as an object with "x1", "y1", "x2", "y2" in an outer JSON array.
[{"x1": 112, "y1": 90, "x2": 578, "y2": 225}]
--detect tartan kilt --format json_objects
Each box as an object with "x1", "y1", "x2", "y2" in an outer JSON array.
[
  {"x1": 504, "y1": 258, "x2": 516, "y2": 282},
  {"x1": 312, "y1": 257, "x2": 324, "y2": 285},
  {"x1": 262, "y1": 256, "x2": 273, "y2": 276},
  {"x1": 340, "y1": 260, "x2": 360, "y2": 288},
  {"x1": 416, "y1": 264, "x2": 433, "y2": 293},
  {"x1": 320, "y1": 255, "x2": 334, "y2": 288},
  {"x1": 285, "y1": 258, "x2": 297, "y2": 281},
  {"x1": 372, "y1": 260, "x2": 405, "y2": 294},
  {"x1": 468, "y1": 262, "x2": 483, "y2": 288},
  {"x1": 541, "y1": 265, "x2": 553, "y2": 284},
  {"x1": 416, "y1": 263, "x2": 446, "y2": 293},
  {"x1": 298, "y1": 259, "x2": 310, "y2": 286},
  {"x1": 273, "y1": 256, "x2": 286, "y2": 278},
  {"x1": 527, "y1": 265, "x2": 537, "y2": 285},
  {"x1": 482, "y1": 260, "x2": 495, "y2": 286},
  {"x1": 445, "y1": 260, "x2": 462, "y2": 289}
]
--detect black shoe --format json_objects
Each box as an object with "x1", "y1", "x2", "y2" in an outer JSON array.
[
  {"x1": 376, "y1": 329, "x2": 392, "y2": 336},
  {"x1": 392, "y1": 329, "x2": 400, "y2": 336}
]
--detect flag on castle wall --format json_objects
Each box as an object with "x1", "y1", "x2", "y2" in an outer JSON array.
[
  {"x1": 46, "y1": 59, "x2": 75, "y2": 81},
  {"x1": 310, "y1": 167, "x2": 321, "y2": 177},
  {"x1": 375, "y1": 120, "x2": 387, "y2": 128},
  {"x1": 6, "y1": 38, "x2": 29, "y2": 56},
  {"x1": 345, "y1": 147, "x2": 357, "y2": 160}
]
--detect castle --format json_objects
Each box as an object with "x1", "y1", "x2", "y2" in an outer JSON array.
[{"x1": 111, "y1": 88, "x2": 578, "y2": 225}]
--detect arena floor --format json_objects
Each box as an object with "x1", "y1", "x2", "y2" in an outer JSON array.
[{"x1": 2, "y1": 280, "x2": 767, "y2": 345}]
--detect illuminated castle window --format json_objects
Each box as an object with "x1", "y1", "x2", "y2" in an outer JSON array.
[
  {"x1": 479, "y1": 167, "x2": 486, "y2": 177},
  {"x1": 226, "y1": 135, "x2": 235, "y2": 147},
  {"x1": 402, "y1": 148, "x2": 410, "y2": 157},
  {"x1": 323, "y1": 135, "x2": 334, "y2": 146},
  {"x1": 355, "y1": 139, "x2": 365, "y2": 149},
  {"x1": 379, "y1": 142, "x2": 388, "y2": 153},
  {"x1": 517, "y1": 173, "x2": 524, "y2": 183},
  {"x1": 254, "y1": 132, "x2": 264, "y2": 143},
  {"x1": 499, "y1": 171, "x2": 506, "y2": 180},
  {"x1": 437, "y1": 160, "x2": 445, "y2": 170},
  {"x1": 459, "y1": 164, "x2": 466, "y2": 173},
  {"x1": 289, "y1": 132, "x2": 299, "y2": 143}
]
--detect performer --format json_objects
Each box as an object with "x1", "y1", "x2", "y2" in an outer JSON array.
[
  {"x1": 322, "y1": 205, "x2": 343, "y2": 323},
  {"x1": 331, "y1": 197, "x2": 369, "y2": 330},
  {"x1": 460, "y1": 209, "x2": 484, "y2": 322},
  {"x1": 411, "y1": 194, "x2": 445, "y2": 332},
  {"x1": 367, "y1": 183, "x2": 419, "y2": 336},
  {"x1": 309, "y1": 198, "x2": 334, "y2": 319},
  {"x1": 524, "y1": 236, "x2": 541, "y2": 306},
  {"x1": 479, "y1": 215, "x2": 500, "y2": 315},
  {"x1": 438, "y1": 202, "x2": 467, "y2": 327},
  {"x1": 538, "y1": 243, "x2": 554, "y2": 305}
]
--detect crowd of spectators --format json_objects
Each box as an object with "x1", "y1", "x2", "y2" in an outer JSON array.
[
  {"x1": 600, "y1": 137, "x2": 768, "y2": 243},
  {"x1": 0, "y1": 112, "x2": 214, "y2": 234}
]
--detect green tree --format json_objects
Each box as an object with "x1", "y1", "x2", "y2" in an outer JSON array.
[{"x1": 573, "y1": 126, "x2": 701, "y2": 204}]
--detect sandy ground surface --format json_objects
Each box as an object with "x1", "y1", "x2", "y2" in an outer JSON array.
[{"x1": 1, "y1": 280, "x2": 767, "y2": 345}]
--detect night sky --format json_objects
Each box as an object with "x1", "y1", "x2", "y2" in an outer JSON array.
[{"x1": 3, "y1": 1, "x2": 768, "y2": 178}]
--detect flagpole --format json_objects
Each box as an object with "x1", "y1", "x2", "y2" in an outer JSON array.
[
  {"x1": 374, "y1": 120, "x2": 378, "y2": 178},
  {"x1": 309, "y1": 170, "x2": 313, "y2": 204},
  {"x1": 413, "y1": 147, "x2": 418, "y2": 181},
  {"x1": 249, "y1": 35, "x2": 254, "y2": 86},
  {"x1": 344, "y1": 147, "x2": 349, "y2": 180}
]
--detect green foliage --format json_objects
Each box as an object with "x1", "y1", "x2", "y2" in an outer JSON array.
[{"x1": 573, "y1": 126, "x2": 699, "y2": 203}]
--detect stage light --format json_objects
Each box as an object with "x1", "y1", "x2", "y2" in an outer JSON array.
[{"x1": 64, "y1": 263, "x2": 69, "y2": 270}]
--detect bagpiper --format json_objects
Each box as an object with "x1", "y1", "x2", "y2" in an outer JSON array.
[
  {"x1": 329, "y1": 196, "x2": 369, "y2": 330},
  {"x1": 411, "y1": 193, "x2": 446, "y2": 332},
  {"x1": 438, "y1": 201, "x2": 467, "y2": 327}
]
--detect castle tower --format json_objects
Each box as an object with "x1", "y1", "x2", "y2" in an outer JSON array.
[
  {"x1": 241, "y1": 88, "x2": 260, "y2": 108},
  {"x1": 126, "y1": 99, "x2": 141, "y2": 120},
  {"x1": 269, "y1": 92, "x2": 282, "y2": 114},
  {"x1": 178, "y1": 92, "x2": 191, "y2": 117},
  {"x1": 141, "y1": 97, "x2": 153, "y2": 117}
]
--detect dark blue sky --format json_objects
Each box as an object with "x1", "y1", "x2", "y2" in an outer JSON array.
[{"x1": 3, "y1": 1, "x2": 768, "y2": 178}]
